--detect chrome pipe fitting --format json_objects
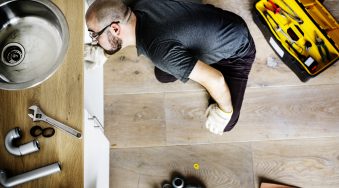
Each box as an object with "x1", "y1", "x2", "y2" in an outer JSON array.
[
  {"x1": 0, "y1": 162, "x2": 61, "y2": 188},
  {"x1": 5, "y1": 127, "x2": 40, "y2": 156},
  {"x1": 172, "y1": 177, "x2": 184, "y2": 188}
]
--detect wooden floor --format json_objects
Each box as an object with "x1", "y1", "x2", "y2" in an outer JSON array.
[{"x1": 104, "y1": 0, "x2": 339, "y2": 187}]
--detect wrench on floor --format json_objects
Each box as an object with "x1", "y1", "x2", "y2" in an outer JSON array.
[{"x1": 28, "y1": 105, "x2": 82, "y2": 139}]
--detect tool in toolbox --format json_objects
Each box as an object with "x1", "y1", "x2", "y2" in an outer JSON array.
[
  {"x1": 263, "y1": 8, "x2": 318, "y2": 73},
  {"x1": 280, "y1": 0, "x2": 303, "y2": 24},
  {"x1": 286, "y1": 40, "x2": 306, "y2": 61},
  {"x1": 28, "y1": 105, "x2": 82, "y2": 139},
  {"x1": 286, "y1": 39, "x2": 318, "y2": 72},
  {"x1": 315, "y1": 32, "x2": 331, "y2": 63},
  {"x1": 264, "y1": 0, "x2": 303, "y2": 24},
  {"x1": 254, "y1": 0, "x2": 339, "y2": 81},
  {"x1": 264, "y1": 11, "x2": 304, "y2": 55},
  {"x1": 305, "y1": 40, "x2": 312, "y2": 52}
]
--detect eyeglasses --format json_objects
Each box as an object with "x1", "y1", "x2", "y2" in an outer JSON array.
[
  {"x1": 88, "y1": 21, "x2": 119, "y2": 45},
  {"x1": 88, "y1": 8, "x2": 132, "y2": 45}
]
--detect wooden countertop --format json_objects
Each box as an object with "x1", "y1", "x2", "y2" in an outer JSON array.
[{"x1": 0, "y1": 0, "x2": 84, "y2": 187}]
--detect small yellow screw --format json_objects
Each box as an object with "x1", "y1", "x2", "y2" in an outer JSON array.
[{"x1": 193, "y1": 163, "x2": 200, "y2": 170}]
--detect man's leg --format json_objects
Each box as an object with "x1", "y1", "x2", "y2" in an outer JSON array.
[
  {"x1": 154, "y1": 67, "x2": 178, "y2": 83},
  {"x1": 211, "y1": 45, "x2": 256, "y2": 132}
]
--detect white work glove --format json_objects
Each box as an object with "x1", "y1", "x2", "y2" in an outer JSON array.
[
  {"x1": 84, "y1": 43, "x2": 108, "y2": 70},
  {"x1": 205, "y1": 103, "x2": 233, "y2": 135}
]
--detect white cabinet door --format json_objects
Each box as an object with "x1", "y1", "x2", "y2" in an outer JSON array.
[
  {"x1": 84, "y1": 59, "x2": 109, "y2": 188},
  {"x1": 84, "y1": 110, "x2": 109, "y2": 188},
  {"x1": 84, "y1": 1, "x2": 109, "y2": 187},
  {"x1": 84, "y1": 64, "x2": 104, "y2": 125}
]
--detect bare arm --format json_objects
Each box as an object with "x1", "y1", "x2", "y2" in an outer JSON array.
[{"x1": 188, "y1": 60, "x2": 233, "y2": 113}]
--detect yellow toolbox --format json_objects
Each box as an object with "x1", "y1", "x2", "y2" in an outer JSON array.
[{"x1": 253, "y1": 0, "x2": 339, "y2": 81}]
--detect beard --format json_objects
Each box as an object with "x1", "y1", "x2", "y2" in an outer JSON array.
[{"x1": 104, "y1": 30, "x2": 122, "y2": 55}]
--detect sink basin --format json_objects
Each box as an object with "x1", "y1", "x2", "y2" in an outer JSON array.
[{"x1": 0, "y1": 0, "x2": 69, "y2": 90}]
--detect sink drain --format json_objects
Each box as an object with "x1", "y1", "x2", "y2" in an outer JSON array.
[{"x1": 1, "y1": 43, "x2": 25, "y2": 66}]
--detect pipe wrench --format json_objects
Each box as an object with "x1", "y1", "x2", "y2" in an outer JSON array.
[{"x1": 28, "y1": 105, "x2": 82, "y2": 139}]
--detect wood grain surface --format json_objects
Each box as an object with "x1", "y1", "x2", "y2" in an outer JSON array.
[
  {"x1": 252, "y1": 137, "x2": 339, "y2": 188},
  {"x1": 0, "y1": 0, "x2": 84, "y2": 188},
  {"x1": 323, "y1": 0, "x2": 339, "y2": 20},
  {"x1": 106, "y1": 84, "x2": 339, "y2": 148},
  {"x1": 104, "y1": 0, "x2": 339, "y2": 187},
  {"x1": 110, "y1": 143, "x2": 254, "y2": 188},
  {"x1": 104, "y1": 93, "x2": 167, "y2": 148}
]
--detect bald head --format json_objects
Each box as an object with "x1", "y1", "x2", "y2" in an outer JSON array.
[{"x1": 86, "y1": 0, "x2": 130, "y2": 28}]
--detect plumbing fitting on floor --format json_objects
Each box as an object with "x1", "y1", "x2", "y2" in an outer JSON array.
[
  {"x1": 162, "y1": 176, "x2": 203, "y2": 188},
  {"x1": 0, "y1": 162, "x2": 61, "y2": 188},
  {"x1": 5, "y1": 127, "x2": 40, "y2": 156},
  {"x1": 172, "y1": 177, "x2": 184, "y2": 188}
]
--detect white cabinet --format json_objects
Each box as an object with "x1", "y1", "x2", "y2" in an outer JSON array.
[
  {"x1": 84, "y1": 109, "x2": 109, "y2": 188},
  {"x1": 83, "y1": 1, "x2": 109, "y2": 187},
  {"x1": 84, "y1": 65, "x2": 104, "y2": 125},
  {"x1": 84, "y1": 64, "x2": 109, "y2": 188}
]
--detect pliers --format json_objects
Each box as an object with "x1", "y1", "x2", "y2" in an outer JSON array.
[{"x1": 315, "y1": 34, "x2": 331, "y2": 63}]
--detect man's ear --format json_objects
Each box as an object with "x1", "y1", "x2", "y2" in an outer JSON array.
[{"x1": 110, "y1": 23, "x2": 120, "y2": 35}]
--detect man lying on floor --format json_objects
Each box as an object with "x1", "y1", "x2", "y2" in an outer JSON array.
[{"x1": 85, "y1": 0, "x2": 256, "y2": 135}]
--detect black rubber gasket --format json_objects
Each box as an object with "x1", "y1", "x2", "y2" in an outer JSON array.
[
  {"x1": 42, "y1": 127, "x2": 55, "y2": 138},
  {"x1": 30, "y1": 126, "x2": 43, "y2": 137},
  {"x1": 30, "y1": 125, "x2": 55, "y2": 138}
]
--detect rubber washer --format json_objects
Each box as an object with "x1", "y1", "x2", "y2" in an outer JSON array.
[
  {"x1": 30, "y1": 126, "x2": 43, "y2": 137},
  {"x1": 42, "y1": 127, "x2": 55, "y2": 138}
]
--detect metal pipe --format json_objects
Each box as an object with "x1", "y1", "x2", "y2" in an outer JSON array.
[
  {"x1": 162, "y1": 183, "x2": 172, "y2": 188},
  {"x1": 172, "y1": 177, "x2": 184, "y2": 188},
  {"x1": 0, "y1": 162, "x2": 61, "y2": 188},
  {"x1": 5, "y1": 127, "x2": 40, "y2": 156},
  {"x1": 0, "y1": 73, "x2": 11, "y2": 83}
]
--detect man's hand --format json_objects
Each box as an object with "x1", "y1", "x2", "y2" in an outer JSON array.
[
  {"x1": 188, "y1": 60, "x2": 233, "y2": 134},
  {"x1": 205, "y1": 103, "x2": 233, "y2": 135}
]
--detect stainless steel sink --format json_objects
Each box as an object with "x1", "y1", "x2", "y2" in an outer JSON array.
[{"x1": 0, "y1": 0, "x2": 69, "y2": 90}]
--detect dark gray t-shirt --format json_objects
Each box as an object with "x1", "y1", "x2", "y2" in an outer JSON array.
[{"x1": 131, "y1": 0, "x2": 253, "y2": 82}]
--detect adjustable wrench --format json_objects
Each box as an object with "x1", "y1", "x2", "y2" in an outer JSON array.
[{"x1": 28, "y1": 105, "x2": 82, "y2": 139}]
